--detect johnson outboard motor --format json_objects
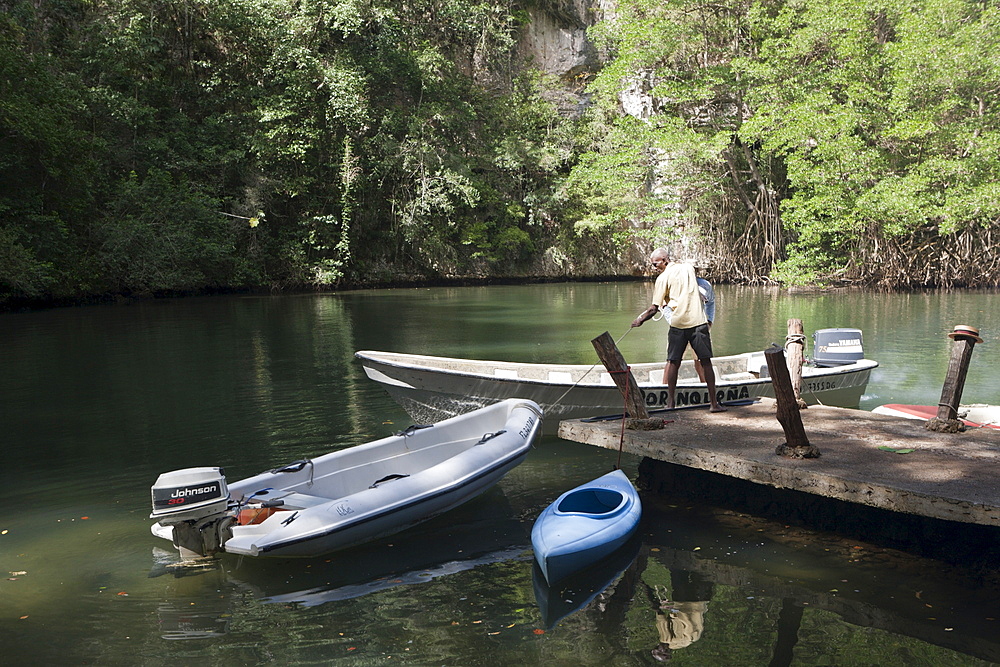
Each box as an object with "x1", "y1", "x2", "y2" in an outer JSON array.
[{"x1": 150, "y1": 467, "x2": 234, "y2": 559}]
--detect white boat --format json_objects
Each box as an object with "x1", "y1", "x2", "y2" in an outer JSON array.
[
  {"x1": 872, "y1": 403, "x2": 1000, "y2": 430},
  {"x1": 149, "y1": 399, "x2": 543, "y2": 559},
  {"x1": 356, "y1": 330, "x2": 877, "y2": 434}
]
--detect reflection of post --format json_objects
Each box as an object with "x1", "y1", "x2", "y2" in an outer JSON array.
[
  {"x1": 595, "y1": 544, "x2": 648, "y2": 637},
  {"x1": 766, "y1": 346, "x2": 820, "y2": 459},
  {"x1": 926, "y1": 325, "x2": 982, "y2": 433},
  {"x1": 591, "y1": 331, "x2": 650, "y2": 421},
  {"x1": 768, "y1": 597, "x2": 804, "y2": 667},
  {"x1": 785, "y1": 319, "x2": 806, "y2": 408}
]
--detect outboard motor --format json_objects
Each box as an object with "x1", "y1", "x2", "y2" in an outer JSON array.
[
  {"x1": 151, "y1": 467, "x2": 234, "y2": 559},
  {"x1": 812, "y1": 328, "x2": 864, "y2": 367}
]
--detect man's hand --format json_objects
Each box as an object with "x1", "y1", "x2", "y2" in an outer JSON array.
[{"x1": 632, "y1": 305, "x2": 658, "y2": 327}]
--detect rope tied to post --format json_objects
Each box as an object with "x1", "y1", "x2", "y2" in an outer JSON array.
[{"x1": 607, "y1": 365, "x2": 633, "y2": 470}]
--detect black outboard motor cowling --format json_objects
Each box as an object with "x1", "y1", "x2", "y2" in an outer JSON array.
[{"x1": 151, "y1": 467, "x2": 233, "y2": 559}]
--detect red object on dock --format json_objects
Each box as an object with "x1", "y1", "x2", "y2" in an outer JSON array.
[{"x1": 872, "y1": 404, "x2": 999, "y2": 430}]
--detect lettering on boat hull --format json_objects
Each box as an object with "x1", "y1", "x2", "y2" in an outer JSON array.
[{"x1": 641, "y1": 386, "x2": 751, "y2": 408}]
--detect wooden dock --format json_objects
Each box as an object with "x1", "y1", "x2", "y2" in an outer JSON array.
[{"x1": 557, "y1": 399, "x2": 1000, "y2": 528}]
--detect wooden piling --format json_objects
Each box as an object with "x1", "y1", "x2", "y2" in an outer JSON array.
[
  {"x1": 926, "y1": 325, "x2": 982, "y2": 433},
  {"x1": 765, "y1": 346, "x2": 820, "y2": 458},
  {"x1": 785, "y1": 319, "x2": 807, "y2": 408},
  {"x1": 591, "y1": 331, "x2": 658, "y2": 428}
]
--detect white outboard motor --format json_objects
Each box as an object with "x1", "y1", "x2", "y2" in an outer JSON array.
[
  {"x1": 812, "y1": 328, "x2": 864, "y2": 367},
  {"x1": 151, "y1": 467, "x2": 234, "y2": 559}
]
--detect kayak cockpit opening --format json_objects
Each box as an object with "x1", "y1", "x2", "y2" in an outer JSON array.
[{"x1": 557, "y1": 488, "x2": 625, "y2": 515}]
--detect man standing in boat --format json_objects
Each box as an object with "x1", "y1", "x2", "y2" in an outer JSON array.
[{"x1": 631, "y1": 248, "x2": 727, "y2": 412}]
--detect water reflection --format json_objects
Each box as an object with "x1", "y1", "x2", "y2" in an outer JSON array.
[
  {"x1": 2, "y1": 286, "x2": 999, "y2": 665},
  {"x1": 531, "y1": 537, "x2": 640, "y2": 629},
  {"x1": 152, "y1": 554, "x2": 233, "y2": 640},
  {"x1": 523, "y1": 507, "x2": 1000, "y2": 665},
  {"x1": 142, "y1": 487, "x2": 1000, "y2": 663},
  {"x1": 261, "y1": 546, "x2": 529, "y2": 607},
  {"x1": 647, "y1": 569, "x2": 713, "y2": 662}
]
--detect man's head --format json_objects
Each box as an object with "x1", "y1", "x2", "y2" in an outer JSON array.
[
  {"x1": 651, "y1": 643, "x2": 673, "y2": 661},
  {"x1": 649, "y1": 248, "x2": 669, "y2": 274}
]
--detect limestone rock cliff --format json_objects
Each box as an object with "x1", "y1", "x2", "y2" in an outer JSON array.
[{"x1": 515, "y1": 0, "x2": 614, "y2": 115}]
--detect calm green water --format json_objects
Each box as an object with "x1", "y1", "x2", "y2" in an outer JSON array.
[{"x1": 1, "y1": 284, "x2": 997, "y2": 666}]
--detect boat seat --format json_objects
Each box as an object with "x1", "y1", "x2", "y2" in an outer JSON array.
[
  {"x1": 600, "y1": 373, "x2": 616, "y2": 385},
  {"x1": 746, "y1": 354, "x2": 767, "y2": 376},
  {"x1": 548, "y1": 371, "x2": 573, "y2": 383},
  {"x1": 649, "y1": 370, "x2": 665, "y2": 384},
  {"x1": 494, "y1": 368, "x2": 519, "y2": 379},
  {"x1": 272, "y1": 491, "x2": 330, "y2": 510}
]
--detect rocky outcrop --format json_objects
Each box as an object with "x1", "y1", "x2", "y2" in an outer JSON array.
[
  {"x1": 511, "y1": 1, "x2": 706, "y2": 279},
  {"x1": 516, "y1": 0, "x2": 615, "y2": 115}
]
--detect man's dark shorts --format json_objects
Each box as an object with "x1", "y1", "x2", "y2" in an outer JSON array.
[{"x1": 667, "y1": 323, "x2": 713, "y2": 362}]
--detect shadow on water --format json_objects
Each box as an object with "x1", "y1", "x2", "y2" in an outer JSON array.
[{"x1": 627, "y1": 490, "x2": 1000, "y2": 665}]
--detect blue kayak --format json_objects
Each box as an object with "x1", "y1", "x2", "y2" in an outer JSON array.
[{"x1": 531, "y1": 469, "x2": 642, "y2": 585}]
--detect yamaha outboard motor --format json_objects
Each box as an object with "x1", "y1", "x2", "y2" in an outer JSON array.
[
  {"x1": 151, "y1": 467, "x2": 234, "y2": 559},
  {"x1": 812, "y1": 328, "x2": 864, "y2": 367}
]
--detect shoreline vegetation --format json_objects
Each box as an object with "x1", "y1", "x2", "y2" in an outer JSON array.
[
  {"x1": 3, "y1": 1, "x2": 999, "y2": 311},
  {"x1": 6, "y1": 276, "x2": 989, "y2": 316}
]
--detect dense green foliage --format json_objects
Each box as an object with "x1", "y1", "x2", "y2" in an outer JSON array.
[
  {"x1": 574, "y1": 0, "x2": 1000, "y2": 286},
  {"x1": 2, "y1": 0, "x2": 999, "y2": 306},
  {"x1": 0, "y1": 0, "x2": 573, "y2": 305}
]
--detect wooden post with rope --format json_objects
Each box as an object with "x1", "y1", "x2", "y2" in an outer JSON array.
[
  {"x1": 926, "y1": 325, "x2": 982, "y2": 433},
  {"x1": 591, "y1": 331, "x2": 663, "y2": 430},
  {"x1": 766, "y1": 346, "x2": 820, "y2": 458},
  {"x1": 785, "y1": 319, "x2": 807, "y2": 409}
]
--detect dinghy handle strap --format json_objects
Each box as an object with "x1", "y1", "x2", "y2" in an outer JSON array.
[
  {"x1": 269, "y1": 459, "x2": 316, "y2": 486},
  {"x1": 370, "y1": 473, "x2": 410, "y2": 488},
  {"x1": 396, "y1": 424, "x2": 433, "y2": 437},
  {"x1": 477, "y1": 430, "x2": 506, "y2": 444},
  {"x1": 270, "y1": 460, "x2": 311, "y2": 473}
]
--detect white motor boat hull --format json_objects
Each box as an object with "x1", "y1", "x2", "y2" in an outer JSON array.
[
  {"x1": 151, "y1": 399, "x2": 543, "y2": 558},
  {"x1": 356, "y1": 348, "x2": 877, "y2": 434}
]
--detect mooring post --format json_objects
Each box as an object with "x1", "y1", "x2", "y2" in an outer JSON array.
[
  {"x1": 785, "y1": 318, "x2": 807, "y2": 408},
  {"x1": 765, "y1": 346, "x2": 820, "y2": 458},
  {"x1": 926, "y1": 324, "x2": 982, "y2": 433},
  {"x1": 591, "y1": 331, "x2": 657, "y2": 428}
]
